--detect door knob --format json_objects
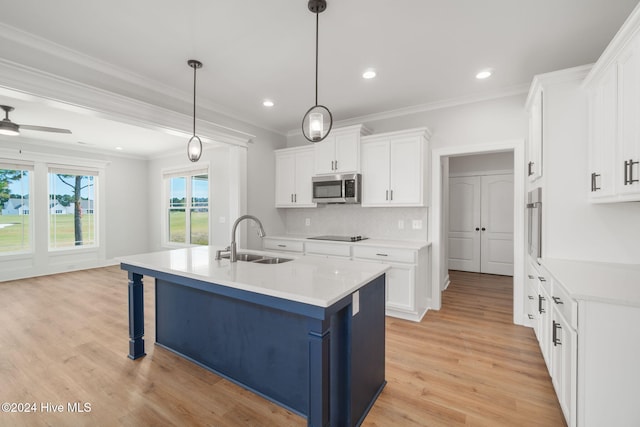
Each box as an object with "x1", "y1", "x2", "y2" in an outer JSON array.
[
  {"x1": 475, "y1": 227, "x2": 480, "y2": 231},
  {"x1": 481, "y1": 227, "x2": 486, "y2": 231}
]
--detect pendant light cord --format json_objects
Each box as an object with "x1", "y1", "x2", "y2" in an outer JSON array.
[
  {"x1": 315, "y1": 12, "x2": 319, "y2": 106},
  {"x1": 192, "y1": 64, "x2": 197, "y2": 137}
]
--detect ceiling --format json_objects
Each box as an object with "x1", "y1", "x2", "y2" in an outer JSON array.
[{"x1": 0, "y1": 0, "x2": 638, "y2": 157}]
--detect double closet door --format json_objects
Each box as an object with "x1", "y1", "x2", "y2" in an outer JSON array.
[{"x1": 448, "y1": 174, "x2": 514, "y2": 276}]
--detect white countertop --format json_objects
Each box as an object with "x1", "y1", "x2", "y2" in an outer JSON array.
[
  {"x1": 265, "y1": 235, "x2": 430, "y2": 250},
  {"x1": 119, "y1": 246, "x2": 389, "y2": 308},
  {"x1": 539, "y1": 258, "x2": 640, "y2": 307}
]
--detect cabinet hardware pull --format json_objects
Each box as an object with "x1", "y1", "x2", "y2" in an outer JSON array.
[
  {"x1": 528, "y1": 161, "x2": 534, "y2": 176},
  {"x1": 376, "y1": 253, "x2": 388, "y2": 257},
  {"x1": 528, "y1": 274, "x2": 535, "y2": 279},
  {"x1": 385, "y1": 190, "x2": 389, "y2": 200},
  {"x1": 552, "y1": 296, "x2": 564, "y2": 305},
  {"x1": 552, "y1": 320, "x2": 562, "y2": 346},
  {"x1": 294, "y1": 193, "x2": 297, "y2": 203},
  {"x1": 277, "y1": 244, "x2": 287, "y2": 248},
  {"x1": 335, "y1": 160, "x2": 338, "y2": 170},
  {"x1": 528, "y1": 314, "x2": 534, "y2": 320},
  {"x1": 291, "y1": 194, "x2": 293, "y2": 203},
  {"x1": 528, "y1": 295, "x2": 534, "y2": 300},
  {"x1": 591, "y1": 172, "x2": 601, "y2": 192},
  {"x1": 538, "y1": 295, "x2": 545, "y2": 314},
  {"x1": 624, "y1": 159, "x2": 639, "y2": 185},
  {"x1": 538, "y1": 276, "x2": 546, "y2": 282},
  {"x1": 390, "y1": 190, "x2": 393, "y2": 200}
]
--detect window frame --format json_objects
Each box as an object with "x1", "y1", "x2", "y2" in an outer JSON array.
[
  {"x1": 162, "y1": 165, "x2": 210, "y2": 248},
  {"x1": 47, "y1": 165, "x2": 100, "y2": 252}
]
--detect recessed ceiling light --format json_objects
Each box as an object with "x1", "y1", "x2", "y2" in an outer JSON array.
[
  {"x1": 362, "y1": 69, "x2": 376, "y2": 79},
  {"x1": 476, "y1": 69, "x2": 493, "y2": 79},
  {"x1": 115, "y1": 146, "x2": 123, "y2": 151},
  {"x1": 263, "y1": 100, "x2": 274, "y2": 107}
]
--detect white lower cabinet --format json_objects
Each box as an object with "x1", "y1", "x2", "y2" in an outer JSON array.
[
  {"x1": 263, "y1": 237, "x2": 430, "y2": 321},
  {"x1": 531, "y1": 260, "x2": 640, "y2": 427}
]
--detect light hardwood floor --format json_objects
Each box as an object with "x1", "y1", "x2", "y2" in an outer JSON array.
[{"x1": 0, "y1": 267, "x2": 566, "y2": 426}]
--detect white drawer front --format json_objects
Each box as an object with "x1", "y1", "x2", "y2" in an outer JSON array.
[
  {"x1": 263, "y1": 239, "x2": 304, "y2": 253},
  {"x1": 551, "y1": 281, "x2": 577, "y2": 329},
  {"x1": 305, "y1": 242, "x2": 351, "y2": 257},
  {"x1": 353, "y1": 246, "x2": 416, "y2": 264}
]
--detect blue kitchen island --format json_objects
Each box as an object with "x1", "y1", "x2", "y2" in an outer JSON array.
[{"x1": 120, "y1": 246, "x2": 388, "y2": 427}]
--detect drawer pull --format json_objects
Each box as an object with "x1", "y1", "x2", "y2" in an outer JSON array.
[
  {"x1": 528, "y1": 314, "x2": 534, "y2": 320},
  {"x1": 552, "y1": 296, "x2": 564, "y2": 305},
  {"x1": 528, "y1": 274, "x2": 535, "y2": 279},
  {"x1": 552, "y1": 320, "x2": 562, "y2": 346},
  {"x1": 538, "y1": 276, "x2": 546, "y2": 282},
  {"x1": 528, "y1": 295, "x2": 534, "y2": 300},
  {"x1": 538, "y1": 295, "x2": 545, "y2": 314},
  {"x1": 376, "y1": 253, "x2": 388, "y2": 257},
  {"x1": 277, "y1": 244, "x2": 287, "y2": 248}
]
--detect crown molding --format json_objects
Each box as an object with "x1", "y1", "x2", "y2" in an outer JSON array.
[{"x1": 525, "y1": 64, "x2": 592, "y2": 110}]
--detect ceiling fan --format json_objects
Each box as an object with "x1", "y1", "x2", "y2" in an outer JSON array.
[{"x1": 0, "y1": 105, "x2": 72, "y2": 136}]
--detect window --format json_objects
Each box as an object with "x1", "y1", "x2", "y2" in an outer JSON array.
[
  {"x1": 0, "y1": 165, "x2": 32, "y2": 253},
  {"x1": 48, "y1": 168, "x2": 97, "y2": 249},
  {"x1": 165, "y1": 169, "x2": 209, "y2": 246}
]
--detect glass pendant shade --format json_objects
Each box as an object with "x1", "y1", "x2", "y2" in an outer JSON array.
[
  {"x1": 187, "y1": 135, "x2": 202, "y2": 162},
  {"x1": 302, "y1": 105, "x2": 332, "y2": 142}
]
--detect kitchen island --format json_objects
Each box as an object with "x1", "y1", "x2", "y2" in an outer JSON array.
[{"x1": 120, "y1": 246, "x2": 388, "y2": 427}]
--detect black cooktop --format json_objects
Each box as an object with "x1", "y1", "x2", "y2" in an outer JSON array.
[{"x1": 307, "y1": 235, "x2": 368, "y2": 242}]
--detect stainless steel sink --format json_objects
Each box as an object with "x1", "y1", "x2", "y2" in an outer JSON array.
[{"x1": 219, "y1": 252, "x2": 292, "y2": 264}]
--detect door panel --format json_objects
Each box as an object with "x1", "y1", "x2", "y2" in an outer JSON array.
[
  {"x1": 481, "y1": 174, "x2": 514, "y2": 275},
  {"x1": 448, "y1": 176, "x2": 480, "y2": 272},
  {"x1": 448, "y1": 173, "x2": 514, "y2": 275}
]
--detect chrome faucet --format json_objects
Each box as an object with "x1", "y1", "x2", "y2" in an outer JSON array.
[{"x1": 229, "y1": 214, "x2": 266, "y2": 262}]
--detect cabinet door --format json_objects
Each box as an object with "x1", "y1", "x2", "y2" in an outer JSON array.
[
  {"x1": 314, "y1": 137, "x2": 335, "y2": 175},
  {"x1": 528, "y1": 88, "x2": 543, "y2": 181},
  {"x1": 617, "y1": 37, "x2": 640, "y2": 198},
  {"x1": 334, "y1": 132, "x2": 359, "y2": 173},
  {"x1": 551, "y1": 312, "x2": 577, "y2": 427},
  {"x1": 389, "y1": 136, "x2": 423, "y2": 205},
  {"x1": 361, "y1": 139, "x2": 390, "y2": 206},
  {"x1": 537, "y1": 280, "x2": 552, "y2": 371},
  {"x1": 386, "y1": 263, "x2": 415, "y2": 311},
  {"x1": 275, "y1": 152, "x2": 296, "y2": 207},
  {"x1": 589, "y1": 65, "x2": 617, "y2": 199},
  {"x1": 294, "y1": 149, "x2": 316, "y2": 206}
]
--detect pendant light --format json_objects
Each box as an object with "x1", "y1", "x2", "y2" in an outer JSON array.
[
  {"x1": 187, "y1": 59, "x2": 203, "y2": 162},
  {"x1": 302, "y1": 0, "x2": 333, "y2": 143}
]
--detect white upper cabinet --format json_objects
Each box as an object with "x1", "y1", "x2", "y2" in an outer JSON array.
[
  {"x1": 313, "y1": 125, "x2": 369, "y2": 175},
  {"x1": 584, "y1": 6, "x2": 640, "y2": 202},
  {"x1": 527, "y1": 86, "x2": 543, "y2": 182},
  {"x1": 360, "y1": 128, "x2": 430, "y2": 207},
  {"x1": 274, "y1": 146, "x2": 316, "y2": 208}
]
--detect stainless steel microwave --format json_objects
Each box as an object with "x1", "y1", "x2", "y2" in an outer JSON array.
[{"x1": 312, "y1": 173, "x2": 361, "y2": 204}]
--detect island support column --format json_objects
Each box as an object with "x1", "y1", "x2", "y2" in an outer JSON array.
[
  {"x1": 308, "y1": 318, "x2": 330, "y2": 427},
  {"x1": 128, "y1": 271, "x2": 146, "y2": 359}
]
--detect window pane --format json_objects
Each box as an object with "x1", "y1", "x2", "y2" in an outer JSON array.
[
  {"x1": 49, "y1": 173, "x2": 96, "y2": 249},
  {"x1": 0, "y1": 169, "x2": 30, "y2": 253},
  {"x1": 169, "y1": 177, "x2": 186, "y2": 208},
  {"x1": 168, "y1": 209, "x2": 186, "y2": 243},
  {"x1": 190, "y1": 208, "x2": 208, "y2": 245}
]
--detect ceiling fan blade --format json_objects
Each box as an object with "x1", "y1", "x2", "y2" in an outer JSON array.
[{"x1": 20, "y1": 124, "x2": 72, "y2": 134}]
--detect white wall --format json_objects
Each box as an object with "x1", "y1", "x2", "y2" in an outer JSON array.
[{"x1": 449, "y1": 152, "x2": 514, "y2": 176}]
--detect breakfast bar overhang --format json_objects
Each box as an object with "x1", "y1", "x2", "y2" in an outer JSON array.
[{"x1": 120, "y1": 247, "x2": 388, "y2": 427}]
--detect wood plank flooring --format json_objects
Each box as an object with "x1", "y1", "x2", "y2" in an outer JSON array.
[{"x1": 0, "y1": 267, "x2": 566, "y2": 426}]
